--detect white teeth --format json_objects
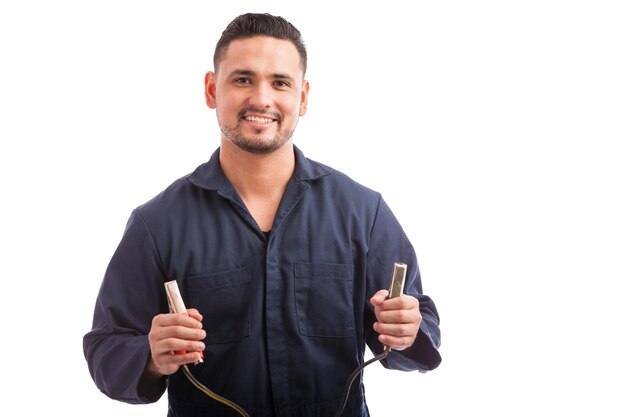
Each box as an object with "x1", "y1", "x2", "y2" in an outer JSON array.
[{"x1": 244, "y1": 116, "x2": 274, "y2": 123}]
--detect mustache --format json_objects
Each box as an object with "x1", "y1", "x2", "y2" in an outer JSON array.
[{"x1": 238, "y1": 107, "x2": 283, "y2": 122}]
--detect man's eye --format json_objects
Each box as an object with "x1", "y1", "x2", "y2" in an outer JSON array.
[
  {"x1": 234, "y1": 78, "x2": 251, "y2": 84},
  {"x1": 274, "y1": 80, "x2": 290, "y2": 88}
]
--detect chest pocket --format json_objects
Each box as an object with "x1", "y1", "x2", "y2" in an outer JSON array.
[
  {"x1": 294, "y1": 262, "x2": 355, "y2": 338},
  {"x1": 183, "y1": 267, "x2": 251, "y2": 344}
]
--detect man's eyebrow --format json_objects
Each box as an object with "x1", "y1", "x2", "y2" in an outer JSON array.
[
  {"x1": 228, "y1": 69, "x2": 295, "y2": 82},
  {"x1": 229, "y1": 69, "x2": 256, "y2": 77},
  {"x1": 272, "y1": 73, "x2": 294, "y2": 81}
]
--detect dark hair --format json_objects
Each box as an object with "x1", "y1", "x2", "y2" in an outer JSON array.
[{"x1": 214, "y1": 13, "x2": 307, "y2": 76}]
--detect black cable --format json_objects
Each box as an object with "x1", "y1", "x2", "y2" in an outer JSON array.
[
  {"x1": 181, "y1": 350, "x2": 388, "y2": 417},
  {"x1": 333, "y1": 351, "x2": 389, "y2": 417}
]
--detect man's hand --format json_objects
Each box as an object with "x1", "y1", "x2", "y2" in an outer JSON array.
[
  {"x1": 370, "y1": 290, "x2": 421, "y2": 351},
  {"x1": 146, "y1": 308, "x2": 206, "y2": 376}
]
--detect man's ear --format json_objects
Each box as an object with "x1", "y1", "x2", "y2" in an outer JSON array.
[
  {"x1": 205, "y1": 72, "x2": 217, "y2": 109},
  {"x1": 299, "y1": 80, "x2": 310, "y2": 116}
]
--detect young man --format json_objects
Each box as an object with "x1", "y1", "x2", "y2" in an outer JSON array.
[{"x1": 84, "y1": 13, "x2": 441, "y2": 417}]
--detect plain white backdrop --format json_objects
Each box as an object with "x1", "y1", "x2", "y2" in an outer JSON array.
[{"x1": 1, "y1": 1, "x2": 625, "y2": 415}]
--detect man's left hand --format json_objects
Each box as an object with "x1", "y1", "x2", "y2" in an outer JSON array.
[{"x1": 370, "y1": 290, "x2": 422, "y2": 351}]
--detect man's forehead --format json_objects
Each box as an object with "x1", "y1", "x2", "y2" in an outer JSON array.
[{"x1": 217, "y1": 36, "x2": 304, "y2": 77}]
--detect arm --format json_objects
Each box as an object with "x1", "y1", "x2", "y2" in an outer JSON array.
[
  {"x1": 364, "y1": 197, "x2": 442, "y2": 372},
  {"x1": 83, "y1": 210, "x2": 173, "y2": 403}
]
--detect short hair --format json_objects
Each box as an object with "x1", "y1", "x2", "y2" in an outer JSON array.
[{"x1": 214, "y1": 13, "x2": 307, "y2": 76}]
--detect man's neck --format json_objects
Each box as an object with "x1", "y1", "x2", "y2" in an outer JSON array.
[{"x1": 218, "y1": 139, "x2": 295, "y2": 200}]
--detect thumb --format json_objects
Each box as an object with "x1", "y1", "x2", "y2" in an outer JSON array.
[
  {"x1": 186, "y1": 308, "x2": 203, "y2": 323},
  {"x1": 370, "y1": 289, "x2": 389, "y2": 307}
]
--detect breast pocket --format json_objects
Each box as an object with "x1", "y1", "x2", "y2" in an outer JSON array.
[
  {"x1": 182, "y1": 267, "x2": 252, "y2": 344},
  {"x1": 294, "y1": 262, "x2": 355, "y2": 338}
]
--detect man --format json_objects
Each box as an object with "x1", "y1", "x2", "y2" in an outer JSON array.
[{"x1": 84, "y1": 13, "x2": 441, "y2": 417}]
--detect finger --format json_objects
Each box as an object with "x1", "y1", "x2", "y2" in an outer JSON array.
[
  {"x1": 162, "y1": 351, "x2": 203, "y2": 366},
  {"x1": 151, "y1": 339, "x2": 205, "y2": 373},
  {"x1": 151, "y1": 314, "x2": 203, "y2": 344},
  {"x1": 151, "y1": 317, "x2": 196, "y2": 340},
  {"x1": 379, "y1": 295, "x2": 419, "y2": 311},
  {"x1": 155, "y1": 312, "x2": 204, "y2": 329},
  {"x1": 153, "y1": 350, "x2": 203, "y2": 374},
  {"x1": 370, "y1": 289, "x2": 389, "y2": 306},
  {"x1": 373, "y1": 322, "x2": 418, "y2": 338},
  {"x1": 186, "y1": 308, "x2": 203, "y2": 322},
  {"x1": 180, "y1": 351, "x2": 204, "y2": 365},
  {"x1": 149, "y1": 318, "x2": 206, "y2": 350},
  {"x1": 377, "y1": 308, "x2": 421, "y2": 324},
  {"x1": 153, "y1": 325, "x2": 206, "y2": 344},
  {"x1": 154, "y1": 337, "x2": 206, "y2": 355},
  {"x1": 377, "y1": 333, "x2": 415, "y2": 351}
]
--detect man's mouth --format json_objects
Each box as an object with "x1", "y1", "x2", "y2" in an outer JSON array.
[
  {"x1": 239, "y1": 108, "x2": 282, "y2": 125},
  {"x1": 243, "y1": 115, "x2": 275, "y2": 124}
]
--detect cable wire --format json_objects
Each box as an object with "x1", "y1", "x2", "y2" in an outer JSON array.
[
  {"x1": 333, "y1": 351, "x2": 389, "y2": 417},
  {"x1": 181, "y1": 364, "x2": 250, "y2": 417},
  {"x1": 181, "y1": 351, "x2": 388, "y2": 417}
]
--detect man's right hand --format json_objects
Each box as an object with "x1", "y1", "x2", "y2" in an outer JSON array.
[{"x1": 146, "y1": 308, "x2": 206, "y2": 376}]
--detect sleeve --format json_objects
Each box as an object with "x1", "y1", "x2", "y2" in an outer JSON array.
[
  {"x1": 364, "y1": 196, "x2": 442, "y2": 372},
  {"x1": 83, "y1": 209, "x2": 169, "y2": 404}
]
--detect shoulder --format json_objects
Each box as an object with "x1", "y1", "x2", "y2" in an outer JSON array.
[
  {"x1": 303, "y1": 155, "x2": 382, "y2": 205},
  {"x1": 298, "y1": 152, "x2": 382, "y2": 212},
  {"x1": 132, "y1": 172, "x2": 201, "y2": 222},
  {"x1": 133, "y1": 149, "x2": 223, "y2": 220}
]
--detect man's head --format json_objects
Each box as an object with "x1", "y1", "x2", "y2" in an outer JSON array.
[
  {"x1": 214, "y1": 13, "x2": 307, "y2": 78},
  {"x1": 205, "y1": 13, "x2": 310, "y2": 155}
]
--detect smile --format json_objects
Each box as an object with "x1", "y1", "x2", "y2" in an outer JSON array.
[{"x1": 243, "y1": 115, "x2": 275, "y2": 124}]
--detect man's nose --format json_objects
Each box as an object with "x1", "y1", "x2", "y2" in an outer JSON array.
[{"x1": 248, "y1": 83, "x2": 273, "y2": 108}]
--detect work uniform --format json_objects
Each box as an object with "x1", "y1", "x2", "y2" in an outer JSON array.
[{"x1": 84, "y1": 146, "x2": 442, "y2": 417}]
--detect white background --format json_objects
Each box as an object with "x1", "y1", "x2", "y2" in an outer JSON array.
[{"x1": 1, "y1": 1, "x2": 625, "y2": 415}]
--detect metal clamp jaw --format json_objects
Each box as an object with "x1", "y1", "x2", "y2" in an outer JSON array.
[{"x1": 383, "y1": 262, "x2": 407, "y2": 354}]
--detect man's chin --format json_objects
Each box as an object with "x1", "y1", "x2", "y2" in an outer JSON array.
[
  {"x1": 227, "y1": 133, "x2": 294, "y2": 155},
  {"x1": 233, "y1": 139, "x2": 285, "y2": 155}
]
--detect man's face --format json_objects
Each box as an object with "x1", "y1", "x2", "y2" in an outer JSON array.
[{"x1": 205, "y1": 36, "x2": 309, "y2": 154}]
